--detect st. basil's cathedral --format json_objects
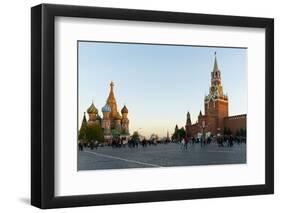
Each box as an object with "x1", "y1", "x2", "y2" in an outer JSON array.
[{"x1": 80, "y1": 81, "x2": 130, "y2": 141}]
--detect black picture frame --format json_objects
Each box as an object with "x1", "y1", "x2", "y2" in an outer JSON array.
[{"x1": 31, "y1": 3, "x2": 274, "y2": 209}]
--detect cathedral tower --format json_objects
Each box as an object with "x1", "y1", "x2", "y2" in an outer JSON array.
[
  {"x1": 101, "y1": 103, "x2": 111, "y2": 135},
  {"x1": 114, "y1": 112, "x2": 122, "y2": 132},
  {"x1": 121, "y1": 105, "x2": 129, "y2": 134},
  {"x1": 186, "y1": 111, "x2": 191, "y2": 126},
  {"x1": 87, "y1": 102, "x2": 100, "y2": 125},
  {"x1": 106, "y1": 81, "x2": 118, "y2": 120},
  {"x1": 185, "y1": 111, "x2": 193, "y2": 137}
]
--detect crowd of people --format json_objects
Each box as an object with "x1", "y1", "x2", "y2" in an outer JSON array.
[
  {"x1": 78, "y1": 134, "x2": 246, "y2": 151},
  {"x1": 180, "y1": 135, "x2": 246, "y2": 150}
]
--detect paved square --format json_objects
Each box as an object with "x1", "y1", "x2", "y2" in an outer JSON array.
[{"x1": 78, "y1": 143, "x2": 246, "y2": 170}]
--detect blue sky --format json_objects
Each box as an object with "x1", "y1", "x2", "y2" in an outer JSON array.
[{"x1": 78, "y1": 41, "x2": 247, "y2": 138}]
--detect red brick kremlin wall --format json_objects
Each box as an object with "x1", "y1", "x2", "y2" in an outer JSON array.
[
  {"x1": 224, "y1": 114, "x2": 247, "y2": 134},
  {"x1": 186, "y1": 114, "x2": 246, "y2": 137}
]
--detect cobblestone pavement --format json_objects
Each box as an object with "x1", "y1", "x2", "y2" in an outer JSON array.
[{"x1": 78, "y1": 142, "x2": 246, "y2": 171}]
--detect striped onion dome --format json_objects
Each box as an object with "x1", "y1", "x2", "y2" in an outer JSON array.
[
  {"x1": 87, "y1": 102, "x2": 98, "y2": 114},
  {"x1": 121, "y1": 105, "x2": 128, "y2": 113}
]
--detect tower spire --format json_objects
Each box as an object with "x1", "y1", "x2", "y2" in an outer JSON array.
[
  {"x1": 110, "y1": 81, "x2": 114, "y2": 92},
  {"x1": 187, "y1": 111, "x2": 190, "y2": 119},
  {"x1": 80, "y1": 112, "x2": 87, "y2": 129},
  {"x1": 107, "y1": 81, "x2": 118, "y2": 119},
  {"x1": 107, "y1": 81, "x2": 116, "y2": 102},
  {"x1": 213, "y1": 52, "x2": 219, "y2": 71},
  {"x1": 186, "y1": 111, "x2": 191, "y2": 126},
  {"x1": 82, "y1": 112, "x2": 87, "y2": 123}
]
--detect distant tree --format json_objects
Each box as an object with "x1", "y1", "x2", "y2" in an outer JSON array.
[
  {"x1": 78, "y1": 125, "x2": 87, "y2": 141},
  {"x1": 172, "y1": 125, "x2": 186, "y2": 140},
  {"x1": 172, "y1": 125, "x2": 179, "y2": 140},
  {"x1": 131, "y1": 131, "x2": 140, "y2": 141},
  {"x1": 178, "y1": 127, "x2": 186, "y2": 140},
  {"x1": 150, "y1": 133, "x2": 158, "y2": 141},
  {"x1": 84, "y1": 124, "x2": 105, "y2": 143}
]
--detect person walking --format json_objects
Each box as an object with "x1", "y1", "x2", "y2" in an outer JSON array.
[
  {"x1": 181, "y1": 138, "x2": 185, "y2": 150},
  {"x1": 78, "y1": 141, "x2": 83, "y2": 151}
]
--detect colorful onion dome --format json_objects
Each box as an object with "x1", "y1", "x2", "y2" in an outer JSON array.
[
  {"x1": 121, "y1": 105, "x2": 128, "y2": 113},
  {"x1": 87, "y1": 102, "x2": 98, "y2": 114},
  {"x1": 102, "y1": 103, "x2": 111, "y2": 113},
  {"x1": 115, "y1": 112, "x2": 122, "y2": 120}
]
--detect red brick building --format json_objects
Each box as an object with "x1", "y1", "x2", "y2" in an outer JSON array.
[{"x1": 185, "y1": 53, "x2": 246, "y2": 138}]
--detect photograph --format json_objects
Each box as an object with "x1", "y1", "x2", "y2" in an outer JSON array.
[
  {"x1": 77, "y1": 41, "x2": 247, "y2": 171},
  {"x1": 29, "y1": 2, "x2": 274, "y2": 209}
]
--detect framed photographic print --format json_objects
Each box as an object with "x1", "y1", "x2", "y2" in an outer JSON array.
[{"x1": 31, "y1": 3, "x2": 274, "y2": 209}]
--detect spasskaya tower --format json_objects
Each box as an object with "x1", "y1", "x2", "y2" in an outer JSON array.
[{"x1": 204, "y1": 52, "x2": 229, "y2": 131}]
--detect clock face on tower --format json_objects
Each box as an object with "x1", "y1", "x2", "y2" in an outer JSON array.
[
  {"x1": 205, "y1": 54, "x2": 229, "y2": 105},
  {"x1": 211, "y1": 86, "x2": 218, "y2": 97},
  {"x1": 211, "y1": 86, "x2": 217, "y2": 92}
]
